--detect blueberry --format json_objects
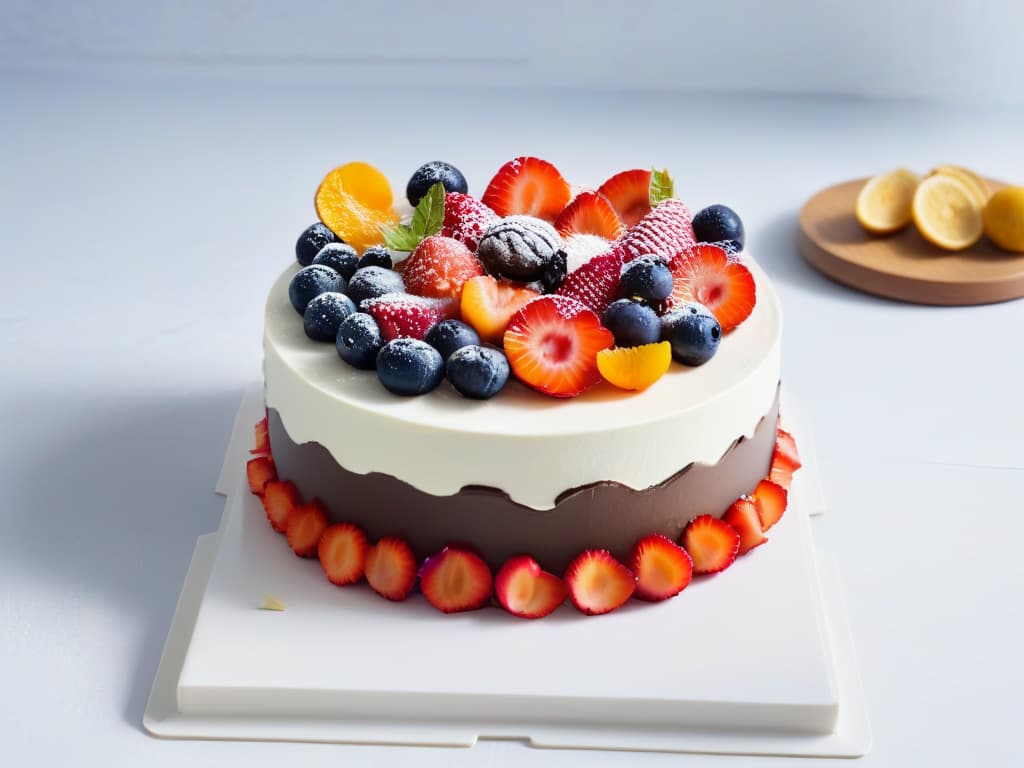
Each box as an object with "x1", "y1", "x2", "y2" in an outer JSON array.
[
  {"x1": 446, "y1": 345, "x2": 510, "y2": 400},
  {"x1": 601, "y1": 299, "x2": 661, "y2": 348},
  {"x1": 357, "y1": 246, "x2": 393, "y2": 271},
  {"x1": 692, "y1": 205, "x2": 745, "y2": 251},
  {"x1": 620, "y1": 255, "x2": 673, "y2": 303},
  {"x1": 335, "y1": 312, "x2": 383, "y2": 369},
  {"x1": 477, "y1": 216, "x2": 563, "y2": 281},
  {"x1": 345, "y1": 266, "x2": 405, "y2": 307},
  {"x1": 406, "y1": 161, "x2": 469, "y2": 207},
  {"x1": 289, "y1": 264, "x2": 344, "y2": 315},
  {"x1": 661, "y1": 302, "x2": 721, "y2": 366},
  {"x1": 376, "y1": 338, "x2": 445, "y2": 396},
  {"x1": 424, "y1": 319, "x2": 481, "y2": 360},
  {"x1": 313, "y1": 243, "x2": 359, "y2": 280},
  {"x1": 295, "y1": 222, "x2": 340, "y2": 267},
  {"x1": 303, "y1": 292, "x2": 356, "y2": 342}
]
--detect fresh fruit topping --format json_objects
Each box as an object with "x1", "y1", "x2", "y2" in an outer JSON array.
[
  {"x1": 854, "y1": 168, "x2": 920, "y2": 235},
  {"x1": 365, "y1": 536, "x2": 417, "y2": 601},
  {"x1": 648, "y1": 167, "x2": 675, "y2": 206},
  {"x1": 288, "y1": 264, "x2": 344, "y2": 315},
  {"x1": 315, "y1": 162, "x2": 399, "y2": 253},
  {"x1": 446, "y1": 345, "x2": 511, "y2": 399},
  {"x1": 313, "y1": 242, "x2": 360, "y2": 281},
  {"x1": 619, "y1": 255, "x2": 674, "y2": 303},
  {"x1": 441, "y1": 192, "x2": 497, "y2": 251},
  {"x1": 539, "y1": 248, "x2": 569, "y2": 293},
  {"x1": 750, "y1": 479, "x2": 788, "y2": 532},
  {"x1": 261, "y1": 480, "x2": 300, "y2": 533},
  {"x1": 335, "y1": 312, "x2": 384, "y2": 369},
  {"x1": 251, "y1": 416, "x2": 270, "y2": 456},
  {"x1": 303, "y1": 291, "x2": 357, "y2": 342},
  {"x1": 296, "y1": 222, "x2": 341, "y2": 267},
  {"x1": 596, "y1": 341, "x2": 671, "y2": 391},
  {"x1": 564, "y1": 233, "x2": 611, "y2": 272},
  {"x1": 983, "y1": 186, "x2": 1024, "y2": 253},
  {"x1": 318, "y1": 522, "x2": 369, "y2": 586},
  {"x1": 407, "y1": 161, "x2": 469, "y2": 207},
  {"x1": 477, "y1": 216, "x2": 564, "y2": 281},
  {"x1": 357, "y1": 245, "x2": 393, "y2": 271},
  {"x1": 930, "y1": 166, "x2": 989, "y2": 208},
  {"x1": 564, "y1": 549, "x2": 636, "y2": 615},
  {"x1": 667, "y1": 244, "x2": 756, "y2": 332},
  {"x1": 424, "y1": 318, "x2": 481, "y2": 360},
  {"x1": 596, "y1": 169, "x2": 652, "y2": 228},
  {"x1": 776, "y1": 428, "x2": 801, "y2": 466},
  {"x1": 382, "y1": 181, "x2": 446, "y2": 252},
  {"x1": 660, "y1": 302, "x2": 721, "y2": 366},
  {"x1": 601, "y1": 299, "x2": 661, "y2": 348},
  {"x1": 692, "y1": 204, "x2": 746, "y2": 251},
  {"x1": 286, "y1": 499, "x2": 329, "y2": 557},
  {"x1": 554, "y1": 191, "x2": 624, "y2": 239},
  {"x1": 375, "y1": 338, "x2": 446, "y2": 396},
  {"x1": 259, "y1": 594, "x2": 287, "y2": 611},
  {"x1": 681, "y1": 515, "x2": 740, "y2": 575},
  {"x1": 555, "y1": 247, "x2": 627, "y2": 314},
  {"x1": 503, "y1": 295, "x2": 614, "y2": 398},
  {"x1": 345, "y1": 265, "x2": 405, "y2": 306},
  {"x1": 460, "y1": 274, "x2": 540, "y2": 345},
  {"x1": 494, "y1": 555, "x2": 567, "y2": 618},
  {"x1": 363, "y1": 292, "x2": 455, "y2": 341},
  {"x1": 403, "y1": 235, "x2": 484, "y2": 302},
  {"x1": 722, "y1": 497, "x2": 768, "y2": 554},
  {"x1": 482, "y1": 157, "x2": 572, "y2": 221},
  {"x1": 619, "y1": 199, "x2": 697, "y2": 261},
  {"x1": 911, "y1": 173, "x2": 983, "y2": 251},
  {"x1": 769, "y1": 429, "x2": 802, "y2": 489},
  {"x1": 246, "y1": 455, "x2": 277, "y2": 495},
  {"x1": 630, "y1": 534, "x2": 693, "y2": 601},
  {"x1": 418, "y1": 546, "x2": 493, "y2": 613}
]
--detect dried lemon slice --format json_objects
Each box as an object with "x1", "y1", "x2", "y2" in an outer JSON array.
[
  {"x1": 929, "y1": 165, "x2": 990, "y2": 208},
  {"x1": 855, "y1": 168, "x2": 920, "y2": 235},
  {"x1": 911, "y1": 173, "x2": 984, "y2": 251},
  {"x1": 983, "y1": 186, "x2": 1024, "y2": 253},
  {"x1": 315, "y1": 162, "x2": 399, "y2": 253}
]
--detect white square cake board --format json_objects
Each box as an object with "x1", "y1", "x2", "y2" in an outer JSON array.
[{"x1": 144, "y1": 386, "x2": 870, "y2": 757}]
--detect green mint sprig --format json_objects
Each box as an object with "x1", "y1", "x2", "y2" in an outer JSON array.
[{"x1": 381, "y1": 182, "x2": 446, "y2": 251}]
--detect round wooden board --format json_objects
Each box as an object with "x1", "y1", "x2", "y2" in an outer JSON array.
[{"x1": 798, "y1": 178, "x2": 1024, "y2": 305}]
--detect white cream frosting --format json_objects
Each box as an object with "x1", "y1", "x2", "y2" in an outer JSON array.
[{"x1": 264, "y1": 258, "x2": 782, "y2": 510}]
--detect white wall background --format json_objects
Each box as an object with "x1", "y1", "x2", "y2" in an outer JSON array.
[{"x1": 1, "y1": 0, "x2": 1022, "y2": 105}]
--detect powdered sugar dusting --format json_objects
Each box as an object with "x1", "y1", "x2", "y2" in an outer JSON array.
[
  {"x1": 440, "y1": 192, "x2": 497, "y2": 252},
  {"x1": 564, "y1": 234, "x2": 611, "y2": 273},
  {"x1": 619, "y1": 200, "x2": 697, "y2": 261}
]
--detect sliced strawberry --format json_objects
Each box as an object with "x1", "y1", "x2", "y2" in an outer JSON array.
[
  {"x1": 564, "y1": 549, "x2": 636, "y2": 615},
  {"x1": 286, "y1": 499, "x2": 328, "y2": 558},
  {"x1": 402, "y1": 235, "x2": 485, "y2": 303},
  {"x1": 318, "y1": 522, "x2": 368, "y2": 586},
  {"x1": 481, "y1": 157, "x2": 571, "y2": 222},
  {"x1": 619, "y1": 199, "x2": 697, "y2": 261},
  {"x1": 503, "y1": 295, "x2": 614, "y2": 397},
  {"x1": 597, "y1": 169, "x2": 652, "y2": 228},
  {"x1": 459, "y1": 274, "x2": 539, "y2": 345},
  {"x1": 630, "y1": 534, "x2": 693, "y2": 601},
  {"x1": 494, "y1": 554, "x2": 567, "y2": 618},
  {"x1": 776, "y1": 428, "x2": 802, "y2": 468},
  {"x1": 681, "y1": 514, "x2": 740, "y2": 575},
  {"x1": 555, "y1": 245, "x2": 627, "y2": 314},
  {"x1": 769, "y1": 428, "x2": 802, "y2": 489},
  {"x1": 250, "y1": 415, "x2": 271, "y2": 456},
  {"x1": 261, "y1": 479, "x2": 300, "y2": 533},
  {"x1": 364, "y1": 536, "x2": 417, "y2": 601},
  {"x1": 554, "y1": 191, "x2": 624, "y2": 239},
  {"x1": 441, "y1": 192, "x2": 496, "y2": 251},
  {"x1": 363, "y1": 292, "x2": 456, "y2": 341},
  {"x1": 246, "y1": 455, "x2": 277, "y2": 496},
  {"x1": 418, "y1": 546, "x2": 493, "y2": 613},
  {"x1": 564, "y1": 233, "x2": 611, "y2": 272},
  {"x1": 667, "y1": 244, "x2": 756, "y2": 332},
  {"x1": 722, "y1": 497, "x2": 768, "y2": 554},
  {"x1": 751, "y1": 479, "x2": 788, "y2": 532}
]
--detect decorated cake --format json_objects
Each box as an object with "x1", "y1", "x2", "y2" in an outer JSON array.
[{"x1": 246, "y1": 158, "x2": 801, "y2": 619}]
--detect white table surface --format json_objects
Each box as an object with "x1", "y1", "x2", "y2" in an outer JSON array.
[{"x1": 2, "y1": 71, "x2": 1022, "y2": 766}]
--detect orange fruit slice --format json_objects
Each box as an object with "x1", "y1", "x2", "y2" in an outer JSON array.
[
  {"x1": 911, "y1": 173, "x2": 984, "y2": 251},
  {"x1": 855, "y1": 168, "x2": 920, "y2": 235},
  {"x1": 929, "y1": 165, "x2": 989, "y2": 208},
  {"x1": 315, "y1": 162, "x2": 399, "y2": 253},
  {"x1": 597, "y1": 342, "x2": 672, "y2": 391},
  {"x1": 983, "y1": 186, "x2": 1024, "y2": 253}
]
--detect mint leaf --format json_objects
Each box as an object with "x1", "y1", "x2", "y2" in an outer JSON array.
[
  {"x1": 381, "y1": 182, "x2": 446, "y2": 251},
  {"x1": 649, "y1": 167, "x2": 675, "y2": 206},
  {"x1": 381, "y1": 223, "x2": 421, "y2": 251}
]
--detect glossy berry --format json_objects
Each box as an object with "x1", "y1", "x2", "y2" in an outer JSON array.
[
  {"x1": 289, "y1": 264, "x2": 344, "y2": 315},
  {"x1": 295, "y1": 222, "x2": 340, "y2": 267},
  {"x1": 303, "y1": 291, "x2": 356, "y2": 342},
  {"x1": 692, "y1": 204, "x2": 745, "y2": 250},
  {"x1": 345, "y1": 266, "x2": 405, "y2": 307},
  {"x1": 313, "y1": 243, "x2": 359, "y2": 280},
  {"x1": 601, "y1": 299, "x2": 661, "y2": 348},
  {"x1": 446, "y1": 345, "x2": 510, "y2": 400},
  {"x1": 477, "y1": 215, "x2": 563, "y2": 281},
  {"x1": 619, "y1": 255, "x2": 673, "y2": 302},
  {"x1": 335, "y1": 312, "x2": 384, "y2": 369},
  {"x1": 357, "y1": 246, "x2": 393, "y2": 271},
  {"x1": 424, "y1": 319, "x2": 480, "y2": 360},
  {"x1": 661, "y1": 302, "x2": 721, "y2": 366},
  {"x1": 406, "y1": 161, "x2": 469, "y2": 207},
  {"x1": 376, "y1": 338, "x2": 445, "y2": 396}
]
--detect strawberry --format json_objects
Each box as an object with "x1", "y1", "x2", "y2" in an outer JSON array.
[
  {"x1": 597, "y1": 169, "x2": 652, "y2": 227},
  {"x1": 318, "y1": 522, "x2": 368, "y2": 586},
  {"x1": 564, "y1": 549, "x2": 636, "y2": 615},
  {"x1": 769, "y1": 429, "x2": 802, "y2": 489},
  {"x1": 722, "y1": 497, "x2": 768, "y2": 554},
  {"x1": 750, "y1": 479, "x2": 788, "y2": 532},
  {"x1": 460, "y1": 275, "x2": 540, "y2": 345},
  {"x1": 619, "y1": 199, "x2": 697, "y2": 261},
  {"x1": 418, "y1": 546, "x2": 493, "y2": 613},
  {"x1": 503, "y1": 295, "x2": 614, "y2": 397},
  {"x1": 261, "y1": 479, "x2": 300, "y2": 533},
  {"x1": 630, "y1": 534, "x2": 693, "y2": 602},
  {"x1": 554, "y1": 191, "x2": 624, "y2": 239},
  {"x1": 667, "y1": 244, "x2": 756, "y2": 332},
  {"x1": 555, "y1": 245, "x2": 628, "y2": 314},
  {"x1": 564, "y1": 233, "x2": 611, "y2": 273},
  {"x1": 286, "y1": 499, "x2": 328, "y2": 557},
  {"x1": 440, "y1": 192, "x2": 496, "y2": 251},
  {"x1": 681, "y1": 515, "x2": 740, "y2": 575},
  {"x1": 482, "y1": 157, "x2": 571, "y2": 222},
  {"x1": 250, "y1": 415, "x2": 271, "y2": 456},
  {"x1": 363, "y1": 292, "x2": 456, "y2": 341},
  {"x1": 494, "y1": 554, "x2": 568, "y2": 619},
  {"x1": 402, "y1": 235, "x2": 484, "y2": 303},
  {"x1": 364, "y1": 536, "x2": 417, "y2": 601},
  {"x1": 246, "y1": 455, "x2": 277, "y2": 496}
]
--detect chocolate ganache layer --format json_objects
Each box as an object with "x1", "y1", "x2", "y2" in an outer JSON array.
[{"x1": 267, "y1": 391, "x2": 780, "y2": 574}]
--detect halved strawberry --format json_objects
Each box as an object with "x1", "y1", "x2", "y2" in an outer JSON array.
[
  {"x1": 554, "y1": 191, "x2": 624, "y2": 239},
  {"x1": 365, "y1": 536, "x2": 417, "y2": 601},
  {"x1": 667, "y1": 244, "x2": 756, "y2": 332},
  {"x1": 261, "y1": 479, "x2": 300, "y2": 533},
  {"x1": 722, "y1": 497, "x2": 768, "y2": 554},
  {"x1": 363, "y1": 292, "x2": 456, "y2": 341},
  {"x1": 564, "y1": 549, "x2": 636, "y2": 615},
  {"x1": 482, "y1": 157, "x2": 571, "y2": 222},
  {"x1": 494, "y1": 554, "x2": 567, "y2": 619},
  {"x1": 246, "y1": 455, "x2": 277, "y2": 496},
  {"x1": 459, "y1": 274, "x2": 540, "y2": 345},
  {"x1": 597, "y1": 169, "x2": 652, "y2": 228},
  {"x1": 769, "y1": 429, "x2": 802, "y2": 489},
  {"x1": 751, "y1": 479, "x2": 788, "y2": 531},
  {"x1": 630, "y1": 534, "x2": 693, "y2": 602},
  {"x1": 503, "y1": 295, "x2": 614, "y2": 397},
  {"x1": 286, "y1": 499, "x2": 328, "y2": 557},
  {"x1": 419, "y1": 546, "x2": 493, "y2": 613},
  {"x1": 681, "y1": 515, "x2": 740, "y2": 575},
  {"x1": 250, "y1": 415, "x2": 271, "y2": 456},
  {"x1": 402, "y1": 235, "x2": 484, "y2": 303},
  {"x1": 555, "y1": 245, "x2": 627, "y2": 314},
  {"x1": 620, "y1": 199, "x2": 697, "y2": 261},
  {"x1": 318, "y1": 522, "x2": 368, "y2": 586},
  {"x1": 441, "y1": 192, "x2": 497, "y2": 251}
]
